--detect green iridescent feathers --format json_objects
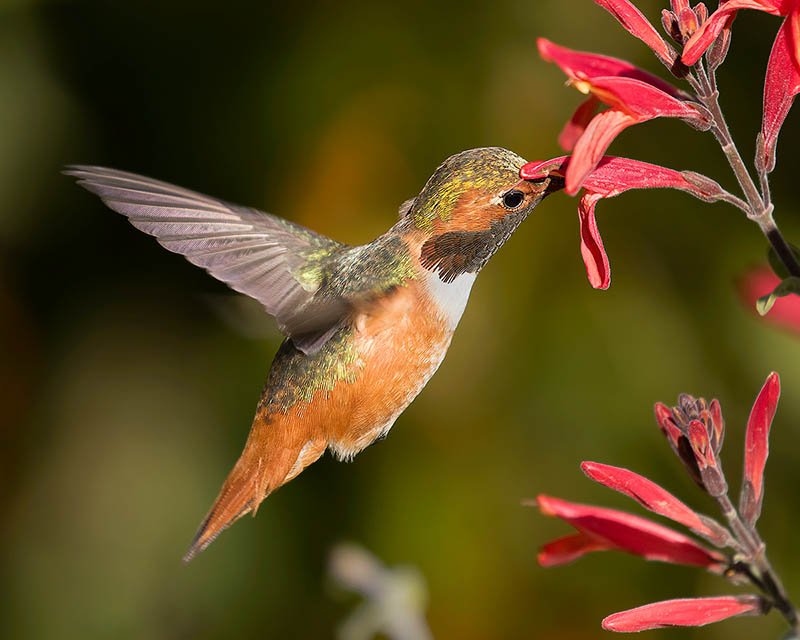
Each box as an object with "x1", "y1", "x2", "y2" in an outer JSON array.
[{"x1": 410, "y1": 147, "x2": 526, "y2": 231}]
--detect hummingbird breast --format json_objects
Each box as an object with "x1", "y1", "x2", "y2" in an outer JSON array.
[
  {"x1": 254, "y1": 275, "x2": 460, "y2": 470},
  {"x1": 322, "y1": 279, "x2": 458, "y2": 458}
]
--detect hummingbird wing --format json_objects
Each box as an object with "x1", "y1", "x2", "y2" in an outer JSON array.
[{"x1": 65, "y1": 165, "x2": 351, "y2": 354}]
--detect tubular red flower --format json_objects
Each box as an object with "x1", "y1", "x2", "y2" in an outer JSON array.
[
  {"x1": 580, "y1": 462, "x2": 723, "y2": 542},
  {"x1": 538, "y1": 39, "x2": 680, "y2": 94},
  {"x1": 760, "y1": 8, "x2": 800, "y2": 171},
  {"x1": 538, "y1": 532, "x2": 608, "y2": 566},
  {"x1": 538, "y1": 39, "x2": 709, "y2": 194},
  {"x1": 534, "y1": 495, "x2": 727, "y2": 570},
  {"x1": 740, "y1": 372, "x2": 781, "y2": 524},
  {"x1": 521, "y1": 156, "x2": 730, "y2": 289},
  {"x1": 559, "y1": 96, "x2": 601, "y2": 151},
  {"x1": 577, "y1": 192, "x2": 610, "y2": 289},
  {"x1": 592, "y1": 0, "x2": 677, "y2": 64},
  {"x1": 602, "y1": 595, "x2": 767, "y2": 632},
  {"x1": 682, "y1": 1, "x2": 798, "y2": 66}
]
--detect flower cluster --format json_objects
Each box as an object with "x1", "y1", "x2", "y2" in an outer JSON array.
[
  {"x1": 522, "y1": 0, "x2": 800, "y2": 300},
  {"x1": 527, "y1": 373, "x2": 797, "y2": 633},
  {"x1": 683, "y1": 0, "x2": 800, "y2": 172}
]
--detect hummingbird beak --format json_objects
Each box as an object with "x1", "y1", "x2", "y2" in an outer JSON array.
[{"x1": 525, "y1": 173, "x2": 566, "y2": 201}]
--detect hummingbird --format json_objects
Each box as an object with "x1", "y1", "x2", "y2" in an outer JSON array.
[{"x1": 65, "y1": 147, "x2": 556, "y2": 561}]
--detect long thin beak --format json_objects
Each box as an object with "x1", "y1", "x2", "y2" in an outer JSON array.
[{"x1": 527, "y1": 173, "x2": 566, "y2": 200}]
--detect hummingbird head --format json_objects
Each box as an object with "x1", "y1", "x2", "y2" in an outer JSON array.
[{"x1": 405, "y1": 147, "x2": 553, "y2": 283}]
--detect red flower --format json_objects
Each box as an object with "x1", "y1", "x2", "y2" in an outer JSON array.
[
  {"x1": 521, "y1": 156, "x2": 730, "y2": 289},
  {"x1": 538, "y1": 39, "x2": 710, "y2": 195},
  {"x1": 602, "y1": 595, "x2": 768, "y2": 632},
  {"x1": 681, "y1": 1, "x2": 800, "y2": 170},
  {"x1": 740, "y1": 372, "x2": 781, "y2": 525},
  {"x1": 591, "y1": 0, "x2": 677, "y2": 65},
  {"x1": 580, "y1": 462, "x2": 728, "y2": 545},
  {"x1": 532, "y1": 495, "x2": 727, "y2": 571},
  {"x1": 738, "y1": 266, "x2": 800, "y2": 334},
  {"x1": 682, "y1": 1, "x2": 799, "y2": 66}
]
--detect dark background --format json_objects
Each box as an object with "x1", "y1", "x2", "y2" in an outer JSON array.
[{"x1": 2, "y1": 1, "x2": 799, "y2": 638}]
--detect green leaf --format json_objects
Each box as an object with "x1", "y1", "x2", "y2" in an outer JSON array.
[
  {"x1": 767, "y1": 243, "x2": 800, "y2": 280},
  {"x1": 756, "y1": 277, "x2": 800, "y2": 316}
]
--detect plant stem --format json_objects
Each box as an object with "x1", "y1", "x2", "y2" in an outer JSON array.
[
  {"x1": 692, "y1": 66, "x2": 800, "y2": 278},
  {"x1": 717, "y1": 494, "x2": 799, "y2": 631}
]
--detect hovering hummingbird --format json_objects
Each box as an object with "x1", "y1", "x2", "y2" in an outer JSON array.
[{"x1": 65, "y1": 147, "x2": 557, "y2": 561}]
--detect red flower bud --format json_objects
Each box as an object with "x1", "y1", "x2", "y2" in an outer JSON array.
[
  {"x1": 602, "y1": 595, "x2": 768, "y2": 632},
  {"x1": 740, "y1": 372, "x2": 781, "y2": 526}
]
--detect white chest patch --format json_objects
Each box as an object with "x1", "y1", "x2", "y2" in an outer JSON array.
[{"x1": 423, "y1": 271, "x2": 477, "y2": 331}]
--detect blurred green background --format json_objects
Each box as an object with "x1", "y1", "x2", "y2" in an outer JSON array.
[{"x1": 2, "y1": 1, "x2": 800, "y2": 638}]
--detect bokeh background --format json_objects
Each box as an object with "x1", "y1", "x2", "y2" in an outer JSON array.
[{"x1": 2, "y1": 1, "x2": 800, "y2": 638}]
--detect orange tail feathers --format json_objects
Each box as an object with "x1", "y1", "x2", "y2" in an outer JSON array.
[{"x1": 183, "y1": 416, "x2": 326, "y2": 563}]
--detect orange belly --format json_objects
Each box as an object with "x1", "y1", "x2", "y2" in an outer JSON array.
[
  {"x1": 185, "y1": 280, "x2": 451, "y2": 559},
  {"x1": 329, "y1": 280, "x2": 452, "y2": 455}
]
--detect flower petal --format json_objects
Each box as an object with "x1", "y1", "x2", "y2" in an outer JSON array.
[
  {"x1": 602, "y1": 595, "x2": 767, "y2": 632},
  {"x1": 579, "y1": 157, "x2": 726, "y2": 200},
  {"x1": 537, "y1": 39, "x2": 682, "y2": 96},
  {"x1": 740, "y1": 372, "x2": 781, "y2": 525},
  {"x1": 559, "y1": 96, "x2": 601, "y2": 151},
  {"x1": 588, "y1": 75, "x2": 707, "y2": 119},
  {"x1": 682, "y1": 6, "x2": 739, "y2": 64},
  {"x1": 535, "y1": 495, "x2": 727, "y2": 570},
  {"x1": 519, "y1": 156, "x2": 569, "y2": 180},
  {"x1": 538, "y1": 532, "x2": 610, "y2": 566},
  {"x1": 682, "y1": 1, "x2": 792, "y2": 65},
  {"x1": 791, "y1": 3, "x2": 800, "y2": 71},
  {"x1": 592, "y1": 0, "x2": 676, "y2": 64},
  {"x1": 578, "y1": 192, "x2": 611, "y2": 289},
  {"x1": 580, "y1": 462, "x2": 725, "y2": 543},
  {"x1": 519, "y1": 156, "x2": 737, "y2": 289},
  {"x1": 760, "y1": 11, "x2": 800, "y2": 172},
  {"x1": 566, "y1": 109, "x2": 639, "y2": 194}
]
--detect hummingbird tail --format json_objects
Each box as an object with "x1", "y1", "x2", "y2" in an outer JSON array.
[{"x1": 183, "y1": 416, "x2": 326, "y2": 563}]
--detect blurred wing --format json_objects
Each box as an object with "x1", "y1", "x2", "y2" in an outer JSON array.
[{"x1": 65, "y1": 165, "x2": 350, "y2": 353}]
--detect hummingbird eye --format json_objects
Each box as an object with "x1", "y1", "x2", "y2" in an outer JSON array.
[{"x1": 501, "y1": 189, "x2": 525, "y2": 210}]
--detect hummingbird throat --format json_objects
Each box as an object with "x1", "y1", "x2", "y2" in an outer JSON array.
[{"x1": 418, "y1": 207, "x2": 531, "y2": 283}]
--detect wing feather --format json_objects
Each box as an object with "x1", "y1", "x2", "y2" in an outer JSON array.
[{"x1": 65, "y1": 165, "x2": 351, "y2": 353}]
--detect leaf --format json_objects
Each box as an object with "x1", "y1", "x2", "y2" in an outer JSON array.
[
  {"x1": 767, "y1": 243, "x2": 800, "y2": 279},
  {"x1": 756, "y1": 277, "x2": 800, "y2": 315}
]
